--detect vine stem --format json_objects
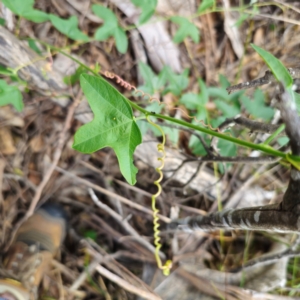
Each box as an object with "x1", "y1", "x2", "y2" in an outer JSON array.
[{"x1": 28, "y1": 43, "x2": 299, "y2": 166}]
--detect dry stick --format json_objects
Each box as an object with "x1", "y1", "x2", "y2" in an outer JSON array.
[
  {"x1": 88, "y1": 188, "x2": 166, "y2": 259},
  {"x1": 84, "y1": 243, "x2": 160, "y2": 300},
  {"x1": 54, "y1": 165, "x2": 171, "y2": 223},
  {"x1": 226, "y1": 68, "x2": 300, "y2": 94},
  {"x1": 70, "y1": 258, "x2": 101, "y2": 291},
  {"x1": 0, "y1": 158, "x2": 5, "y2": 203},
  {"x1": 26, "y1": 96, "x2": 81, "y2": 218},
  {"x1": 231, "y1": 243, "x2": 300, "y2": 273},
  {"x1": 79, "y1": 161, "x2": 153, "y2": 198},
  {"x1": 228, "y1": 116, "x2": 281, "y2": 134},
  {"x1": 95, "y1": 264, "x2": 161, "y2": 300}
]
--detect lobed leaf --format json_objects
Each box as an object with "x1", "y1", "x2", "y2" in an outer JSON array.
[
  {"x1": 93, "y1": 5, "x2": 128, "y2": 54},
  {"x1": 198, "y1": 0, "x2": 215, "y2": 13},
  {"x1": 241, "y1": 90, "x2": 274, "y2": 121},
  {"x1": 49, "y1": 15, "x2": 89, "y2": 42},
  {"x1": 170, "y1": 16, "x2": 200, "y2": 44},
  {"x1": 73, "y1": 74, "x2": 142, "y2": 185},
  {"x1": 1, "y1": 0, "x2": 49, "y2": 22},
  {"x1": 131, "y1": 0, "x2": 157, "y2": 24}
]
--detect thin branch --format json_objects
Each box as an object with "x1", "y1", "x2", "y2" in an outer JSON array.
[
  {"x1": 95, "y1": 264, "x2": 161, "y2": 300},
  {"x1": 220, "y1": 116, "x2": 282, "y2": 134},
  {"x1": 54, "y1": 165, "x2": 171, "y2": 223},
  {"x1": 88, "y1": 188, "x2": 165, "y2": 259},
  {"x1": 226, "y1": 68, "x2": 300, "y2": 94},
  {"x1": 230, "y1": 243, "x2": 300, "y2": 273}
]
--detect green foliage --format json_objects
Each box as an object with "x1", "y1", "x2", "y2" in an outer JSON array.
[
  {"x1": 138, "y1": 62, "x2": 167, "y2": 95},
  {"x1": 164, "y1": 68, "x2": 189, "y2": 96},
  {"x1": 234, "y1": 13, "x2": 249, "y2": 27},
  {"x1": 27, "y1": 39, "x2": 42, "y2": 55},
  {"x1": 2, "y1": 0, "x2": 89, "y2": 40},
  {"x1": 48, "y1": 15, "x2": 89, "y2": 42},
  {"x1": 92, "y1": 5, "x2": 128, "y2": 54},
  {"x1": 241, "y1": 90, "x2": 274, "y2": 121},
  {"x1": 138, "y1": 64, "x2": 189, "y2": 97},
  {"x1": 198, "y1": 0, "x2": 215, "y2": 13},
  {"x1": 1, "y1": 0, "x2": 48, "y2": 22},
  {"x1": 73, "y1": 74, "x2": 142, "y2": 185},
  {"x1": 180, "y1": 79, "x2": 209, "y2": 120},
  {"x1": 277, "y1": 136, "x2": 289, "y2": 147},
  {"x1": 170, "y1": 16, "x2": 200, "y2": 44},
  {"x1": 63, "y1": 66, "x2": 87, "y2": 86},
  {"x1": 0, "y1": 0, "x2": 295, "y2": 189},
  {"x1": 136, "y1": 65, "x2": 189, "y2": 145},
  {"x1": 180, "y1": 75, "x2": 241, "y2": 156},
  {"x1": 83, "y1": 230, "x2": 97, "y2": 241},
  {"x1": 131, "y1": 0, "x2": 157, "y2": 24},
  {"x1": 0, "y1": 79, "x2": 23, "y2": 112},
  {"x1": 251, "y1": 44, "x2": 293, "y2": 88}
]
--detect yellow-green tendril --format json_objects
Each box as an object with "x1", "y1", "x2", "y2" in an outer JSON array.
[{"x1": 146, "y1": 115, "x2": 172, "y2": 276}]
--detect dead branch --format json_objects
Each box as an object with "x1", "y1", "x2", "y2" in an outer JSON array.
[{"x1": 172, "y1": 70, "x2": 300, "y2": 234}]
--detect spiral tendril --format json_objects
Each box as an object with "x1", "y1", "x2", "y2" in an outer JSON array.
[
  {"x1": 101, "y1": 71, "x2": 161, "y2": 103},
  {"x1": 146, "y1": 115, "x2": 172, "y2": 276}
]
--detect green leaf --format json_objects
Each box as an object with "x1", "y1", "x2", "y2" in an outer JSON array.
[
  {"x1": 219, "y1": 74, "x2": 230, "y2": 89},
  {"x1": 217, "y1": 138, "x2": 236, "y2": 173},
  {"x1": 164, "y1": 68, "x2": 189, "y2": 96},
  {"x1": 170, "y1": 16, "x2": 200, "y2": 44},
  {"x1": 0, "y1": 66, "x2": 14, "y2": 77},
  {"x1": 277, "y1": 136, "x2": 289, "y2": 147},
  {"x1": 93, "y1": 5, "x2": 128, "y2": 54},
  {"x1": 198, "y1": 0, "x2": 215, "y2": 13},
  {"x1": 0, "y1": 80, "x2": 23, "y2": 112},
  {"x1": 92, "y1": 5, "x2": 118, "y2": 25},
  {"x1": 207, "y1": 87, "x2": 230, "y2": 101},
  {"x1": 241, "y1": 90, "x2": 274, "y2": 121},
  {"x1": 73, "y1": 74, "x2": 142, "y2": 185},
  {"x1": 163, "y1": 121, "x2": 179, "y2": 145},
  {"x1": 218, "y1": 138, "x2": 237, "y2": 157},
  {"x1": 180, "y1": 81, "x2": 208, "y2": 113},
  {"x1": 198, "y1": 79, "x2": 209, "y2": 104},
  {"x1": 189, "y1": 132, "x2": 210, "y2": 155},
  {"x1": 49, "y1": 15, "x2": 89, "y2": 42},
  {"x1": 214, "y1": 99, "x2": 240, "y2": 118},
  {"x1": 0, "y1": 18, "x2": 6, "y2": 26},
  {"x1": 63, "y1": 66, "x2": 87, "y2": 86},
  {"x1": 114, "y1": 27, "x2": 128, "y2": 54},
  {"x1": 28, "y1": 39, "x2": 42, "y2": 55},
  {"x1": 1, "y1": 0, "x2": 48, "y2": 22},
  {"x1": 234, "y1": 13, "x2": 249, "y2": 28},
  {"x1": 138, "y1": 62, "x2": 167, "y2": 94},
  {"x1": 180, "y1": 93, "x2": 200, "y2": 110},
  {"x1": 251, "y1": 44, "x2": 292, "y2": 88},
  {"x1": 83, "y1": 230, "x2": 97, "y2": 241},
  {"x1": 131, "y1": 0, "x2": 157, "y2": 24},
  {"x1": 22, "y1": 9, "x2": 49, "y2": 23}
]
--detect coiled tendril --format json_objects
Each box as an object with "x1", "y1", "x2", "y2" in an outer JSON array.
[{"x1": 146, "y1": 115, "x2": 172, "y2": 276}]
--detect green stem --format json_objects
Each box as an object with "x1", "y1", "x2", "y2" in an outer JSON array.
[
  {"x1": 262, "y1": 124, "x2": 285, "y2": 145},
  {"x1": 130, "y1": 101, "x2": 286, "y2": 158},
  {"x1": 26, "y1": 43, "x2": 290, "y2": 161}
]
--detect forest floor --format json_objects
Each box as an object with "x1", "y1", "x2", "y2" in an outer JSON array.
[{"x1": 1, "y1": 0, "x2": 300, "y2": 299}]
